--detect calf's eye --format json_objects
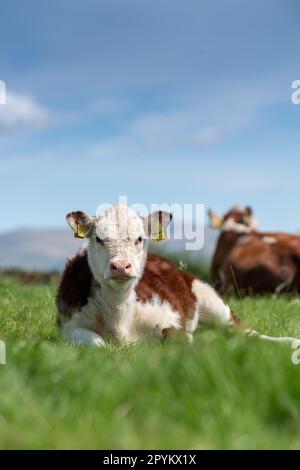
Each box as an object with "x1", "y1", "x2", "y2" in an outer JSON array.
[
  {"x1": 96, "y1": 236, "x2": 104, "y2": 246},
  {"x1": 135, "y1": 236, "x2": 143, "y2": 245}
]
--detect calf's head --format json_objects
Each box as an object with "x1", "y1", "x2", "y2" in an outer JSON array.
[{"x1": 67, "y1": 204, "x2": 172, "y2": 289}]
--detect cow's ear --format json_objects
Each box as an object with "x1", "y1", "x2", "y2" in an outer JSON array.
[
  {"x1": 245, "y1": 206, "x2": 253, "y2": 216},
  {"x1": 208, "y1": 209, "x2": 222, "y2": 229},
  {"x1": 144, "y1": 211, "x2": 173, "y2": 242},
  {"x1": 66, "y1": 211, "x2": 96, "y2": 238},
  {"x1": 244, "y1": 206, "x2": 258, "y2": 230}
]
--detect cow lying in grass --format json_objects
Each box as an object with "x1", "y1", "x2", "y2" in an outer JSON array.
[
  {"x1": 57, "y1": 204, "x2": 299, "y2": 347},
  {"x1": 209, "y1": 205, "x2": 300, "y2": 295}
]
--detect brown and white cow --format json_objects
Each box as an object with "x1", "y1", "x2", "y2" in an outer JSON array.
[
  {"x1": 208, "y1": 206, "x2": 300, "y2": 295},
  {"x1": 57, "y1": 204, "x2": 299, "y2": 346}
]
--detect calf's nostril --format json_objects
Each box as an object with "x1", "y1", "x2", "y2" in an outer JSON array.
[{"x1": 110, "y1": 261, "x2": 132, "y2": 273}]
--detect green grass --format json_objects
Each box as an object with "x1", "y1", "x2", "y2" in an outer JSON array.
[{"x1": 1, "y1": 275, "x2": 300, "y2": 450}]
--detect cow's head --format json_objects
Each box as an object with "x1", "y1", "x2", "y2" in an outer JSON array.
[
  {"x1": 208, "y1": 205, "x2": 258, "y2": 233},
  {"x1": 66, "y1": 204, "x2": 172, "y2": 290}
]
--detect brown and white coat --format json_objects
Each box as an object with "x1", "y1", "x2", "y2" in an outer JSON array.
[
  {"x1": 57, "y1": 204, "x2": 232, "y2": 346},
  {"x1": 209, "y1": 206, "x2": 300, "y2": 295}
]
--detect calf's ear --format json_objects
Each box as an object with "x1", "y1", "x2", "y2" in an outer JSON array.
[
  {"x1": 144, "y1": 211, "x2": 173, "y2": 242},
  {"x1": 66, "y1": 211, "x2": 96, "y2": 238},
  {"x1": 208, "y1": 209, "x2": 222, "y2": 229}
]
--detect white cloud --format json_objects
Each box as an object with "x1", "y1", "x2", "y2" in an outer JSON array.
[
  {"x1": 88, "y1": 76, "x2": 281, "y2": 156},
  {"x1": 0, "y1": 92, "x2": 49, "y2": 132},
  {"x1": 87, "y1": 98, "x2": 129, "y2": 115},
  {"x1": 50, "y1": 97, "x2": 130, "y2": 128},
  {"x1": 193, "y1": 127, "x2": 222, "y2": 146}
]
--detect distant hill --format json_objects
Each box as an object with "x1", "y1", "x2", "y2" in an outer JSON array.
[
  {"x1": 0, "y1": 227, "x2": 218, "y2": 271},
  {"x1": 0, "y1": 228, "x2": 84, "y2": 271}
]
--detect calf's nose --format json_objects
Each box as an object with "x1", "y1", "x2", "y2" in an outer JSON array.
[{"x1": 110, "y1": 260, "x2": 132, "y2": 278}]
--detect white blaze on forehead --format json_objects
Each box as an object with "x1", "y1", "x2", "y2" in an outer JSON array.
[
  {"x1": 96, "y1": 205, "x2": 144, "y2": 240},
  {"x1": 222, "y1": 218, "x2": 252, "y2": 233},
  {"x1": 262, "y1": 236, "x2": 277, "y2": 245}
]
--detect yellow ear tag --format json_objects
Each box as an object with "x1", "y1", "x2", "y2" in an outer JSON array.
[
  {"x1": 75, "y1": 225, "x2": 90, "y2": 239},
  {"x1": 152, "y1": 223, "x2": 167, "y2": 242},
  {"x1": 212, "y1": 217, "x2": 223, "y2": 229}
]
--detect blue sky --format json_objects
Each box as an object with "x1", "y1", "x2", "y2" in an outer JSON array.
[{"x1": 0, "y1": 0, "x2": 299, "y2": 232}]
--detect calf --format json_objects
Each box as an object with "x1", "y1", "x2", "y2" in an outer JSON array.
[
  {"x1": 57, "y1": 204, "x2": 299, "y2": 346},
  {"x1": 208, "y1": 206, "x2": 300, "y2": 295}
]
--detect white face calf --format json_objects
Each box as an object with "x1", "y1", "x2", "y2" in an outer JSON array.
[{"x1": 67, "y1": 204, "x2": 172, "y2": 291}]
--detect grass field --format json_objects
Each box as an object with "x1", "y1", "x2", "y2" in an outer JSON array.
[{"x1": 1, "y1": 273, "x2": 300, "y2": 450}]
